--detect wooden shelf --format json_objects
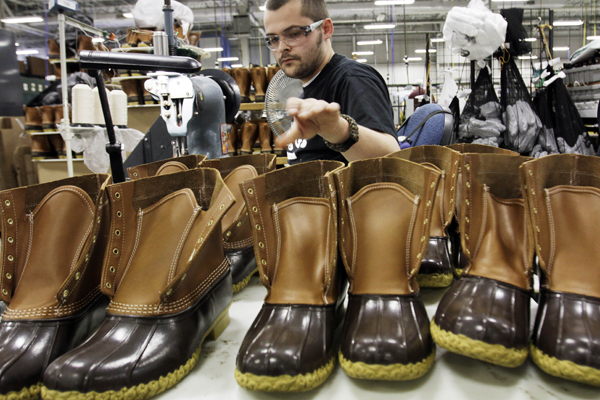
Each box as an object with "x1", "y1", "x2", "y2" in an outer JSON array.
[{"x1": 239, "y1": 102, "x2": 265, "y2": 111}]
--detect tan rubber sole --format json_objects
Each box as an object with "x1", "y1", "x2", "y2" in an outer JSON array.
[
  {"x1": 41, "y1": 303, "x2": 231, "y2": 400},
  {"x1": 0, "y1": 383, "x2": 41, "y2": 400},
  {"x1": 234, "y1": 356, "x2": 335, "y2": 392},
  {"x1": 431, "y1": 321, "x2": 527, "y2": 368},
  {"x1": 233, "y1": 268, "x2": 258, "y2": 294},
  {"x1": 530, "y1": 344, "x2": 600, "y2": 386},
  {"x1": 417, "y1": 273, "x2": 453, "y2": 288},
  {"x1": 339, "y1": 349, "x2": 435, "y2": 381}
]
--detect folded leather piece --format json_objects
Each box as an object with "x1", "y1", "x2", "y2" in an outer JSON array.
[
  {"x1": 202, "y1": 154, "x2": 277, "y2": 292},
  {"x1": 0, "y1": 174, "x2": 111, "y2": 400},
  {"x1": 235, "y1": 160, "x2": 345, "y2": 392},
  {"x1": 334, "y1": 157, "x2": 440, "y2": 380},
  {"x1": 42, "y1": 168, "x2": 236, "y2": 400},
  {"x1": 522, "y1": 154, "x2": 600, "y2": 386},
  {"x1": 445, "y1": 143, "x2": 519, "y2": 276},
  {"x1": 126, "y1": 154, "x2": 207, "y2": 180},
  {"x1": 388, "y1": 146, "x2": 461, "y2": 288},
  {"x1": 432, "y1": 153, "x2": 534, "y2": 368}
]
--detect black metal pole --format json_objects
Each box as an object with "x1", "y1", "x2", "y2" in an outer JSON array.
[
  {"x1": 425, "y1": 33, "x2": 430, "y2": 100},
  {"x1": 470, "y1": 60, "x2": 476, "y2": 88},
  {"x1": 163, "y1": 0, "x2": 177, "y2": 56},
  {"x1": 88, "y1": 69, "x2": 126, "y2": 183},
  {"x1": 549, "y1": 10, "x2": 554, "y2": 58}
]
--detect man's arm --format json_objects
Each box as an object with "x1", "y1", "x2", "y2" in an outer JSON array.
[{"x1": 276, "y1": 97, "x2": 400, "y2": 162}]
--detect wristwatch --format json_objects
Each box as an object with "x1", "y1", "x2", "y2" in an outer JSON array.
[{"x1": 323, "y1": 114, "x2": 359, "y2": 152}]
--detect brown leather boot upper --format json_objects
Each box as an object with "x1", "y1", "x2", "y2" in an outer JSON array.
[
  {"x1": 127, "y1": 154, "x2": 207, "y2": 180},
  {"x1": 258, "y1": 120, "x2": 272, "y2": 153},
  {"x1": 250, "y1": 66, "x2": 267, "y2": 102},
  {"x1": 240, "y1": 122, "x2": 258, "y2": 154},
  {"x1": 232, "y1": 68, "x2": 251, "y2": 102}
]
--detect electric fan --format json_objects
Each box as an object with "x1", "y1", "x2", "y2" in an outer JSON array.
[{"x1": 264, "y1": 69, "x2": 303, "y2": 137}]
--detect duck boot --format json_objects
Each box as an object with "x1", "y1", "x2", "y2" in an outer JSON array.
[
  {"x1": 522, "y1": 154, "x2": 600, "y2": 386},
  {"x1": 137, "y1": 29, "x2": 155, "y2": 47},
  {"x1": 140, "y1": 77, "x2": 154, "y2": 104},
  {"x1": 388, "y1": 146, "x2": 461, "y2": 288},
  {"x1": 127, "y1": 154, "x2": 207, "y2": 180},
  {"x1": 39, "y1": 105, "x2": 56, "y2": 132},
  {"x1": 235, "y1": 160, "x2": 346, "y2": 392},
  {"x1": 228, "y1": 124, "x2": 241, "y2": 156},
  {"x1": 240, "y1": 122, "x2": 258, "y2": 155},
  {"x1": 250, "y1": 66, "x2": 268, "y2": 102},
  {"x1": 335, "y1": 157, "x2": 440, "y2": 381},
  {"x1": 232, "y1": 67, "x2": 251, "y2": 103},
  {"x1": 49, "y1": 134, "x2": 66, "y2": 158},
  {"x1": 120, "y1": 79, "x2": 140, "y2": 105},
  {"x1": 52, "y1": 105, "x2": 65, "y2": 130},
  {"x1": 432, "y1": 153, "x2": 534, "y2": 368},
  {"x1": 258, "y1": 120, "x2": 273, "y2": 153},
  {"x1": 446, "y1": 143, "x2": 519, "y2": 277},
  {"x1": 42, "y1": 168, "x2": 235, "y2": 400},
  {"x1": 0, "y1": 174, "x2": 112, "y2": 400},
  {"x1": 77, "y1": 35, "x2": 96, "y2": 54},
  {"x1": 202, "y1": 154, "x2": 277, "y2": 293},
  {"x1": 267, "y1": 65, "x2": 281, "y2": 84},
  {"x1": 122, "y1": 29, "x2": 139, "y2": 48},
  {"x1": 25, "y1": 107, "x2": 42, "y2": 134}
]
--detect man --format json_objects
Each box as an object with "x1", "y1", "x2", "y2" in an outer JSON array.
[{"x1": 264, "y1": 0, "x2": 399, "y2": 163}]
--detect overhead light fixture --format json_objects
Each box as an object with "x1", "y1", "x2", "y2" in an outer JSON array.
[
  {"x1": 431, "y1": 38, "x2": 445, "y2": 43},
  {"x1": 1, "y1": 16, "x2": 43, "y2": 24},
  {"x1": 357, "y1": 40, "x2": 383, "y2": 45},
  {"x1": 352, "y1": 51, "x2": 374, "y2": 56},
  {"x1": 217, "y1": 57, "x2": 239, "y2": 62},
  {"x1": 356, "y1": 58, "x2": 368, "y2": 63},
  {"x1": 204, "y1": 47, "x2": 224, "y2": 52},
  {"x1": 405, "y1": 57, "x2": 423, "y2": 61},
  {"x1": 518, "y1": 55, "x2": 538, "y2": 60},
  {"x1": 524, "y1": 37, "x2": 537, "y2": 42},
  {"x1": 553, "y1": 20, "x2": 584, "y2": 26},
  {"x1": 259, "y1": 5, "x2": 266, "y2": 11},
  {"x1": 14, "y1": 43, "x2": 19, "y2": 47},
  {"x1": 231, "y1": 64, "x2": 244, "y2": 68},
  {"x1": 364, "y1": 23, "x2": 396, "y2": 30},
  {"x1": 374, "y1": 0, "x2": 415, "y2": 5},
  {"x1": 553, "y1": 46, "x2": 570, "y2": 51},
  {"x1": 415, "y1": 49, "x2": 436, "y2": 53},
  {"x1": 123, "y1": 13, "x2": 133, "y2": 18},
  {"x1": 587, "y1": 36, "x2": 600, "y2": 40},
  {"x1": 491, "y1": 0, "x2": 528, "y2": 2},
  {"x1": 92, "y1": 38, "x2": 105, "y2": 44},
  {"x1": 16, "y1": 49, "x2": 39, "y2": 55}
]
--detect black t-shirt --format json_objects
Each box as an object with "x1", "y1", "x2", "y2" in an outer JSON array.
[{"x1": 287, "y1": 53, "x2": 396, "y2": 164}]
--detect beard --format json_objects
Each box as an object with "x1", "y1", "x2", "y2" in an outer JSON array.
[{"x1": 278, "y1": 31, "x2": 325, "y2": 80}]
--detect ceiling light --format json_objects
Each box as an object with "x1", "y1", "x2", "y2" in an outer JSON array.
[
  {"x1": 357, "y1": 40, "x2": 383, "y2": 45},
  {"x1": 518, "y1": 55, "x2": 538, "y2": 60},
  {"x1": 553, "y1": 46, "x2": 569, "y2": 51},
  {"x1": 356, "y1": 58, "x2": 368, "y2": 63},
  {"x1": 123, "y1": 13, "x2": 133, "y2": 18},
  {"x1": 553, "y1": 20, "x2": 584, "y2": 26},
  {"x1": 204, "y1": 47, "x2": 224, "y2": 52},
  {"x1": 491, "y1": 0, "x2": 528, "y2": 2},
  {"x1": 524, "y1": 37, "x2": 537, "y2": 42},
  {"x1": 259, "y1": 5, "x2": 266, "y2": 11},
  {"x1": 431, "y1": 38, "x2": 445, "y2": 43},
  {"x1": 352, "y1": 51, "x2": 374, "y2": 55},
  {"x1": 405, "y1": 57, "x2": 422, "y2": 61},
  {"x1": 364, "y1": 24, "x2": 396, "y2": 30},
  {"x1": 374, "y1": 0, "x2": 415, "y2": 5},
  {"x1": 231, "y1": 64, "x2": 244, "y2": 68},
  {"x1": 92, "y1": 38, "x2": 105, "y2": 44},
  {"x1": 415, "y1": 49, "x2": 436, "y2": 53},
  {"x1": 14, "y1": 43, "x2": 19, "y2": 46},
  {"x1": 587, "y1": 36, "x2": 600, "y2": 40},
  {"x1": 1, "y1": 16, "x2": 43, "y2": 24},
  {"x1": 16, "y1": 49, "x2": 39, "y2": 55},
  {"x1": 217, "y1": 57, "x2": 239, "y2": 62}
]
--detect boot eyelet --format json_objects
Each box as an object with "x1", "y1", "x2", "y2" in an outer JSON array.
[
  {"x1": 430, "y1": 182, "x2": 435, "y2": 188},
  {"x1": 2, "y1": 289, "x2": 8, "y2": 295},
  {"x1": 465, "y1": 164, "x2": 470, "y2": 170},
  {"x1": 6, "y1": 273, "x2": 11, "y2": 280},
  {"x1": 117, "y1": 211, "x2": 122, "y2": 217},
  {"x1": 4, "y1": 200, "x2": 10, "y2": 206},
  {"x1": 261, "y1": 259, "x2": 267, "y2": 265},
  {"x1": 7, "y1": 255, "x2": 13, "y2": 262},
  {"x1": 181, "y1": 274, "x2": 186, "y2": 281},
  {"x1": 63, "y1": 290, "x2": 69, "y2": 298},
  {"x1": 105, "y1": 283, "x2": 112, "y2": 289},
  {"x1": 219, "y1": 204, "x2": 224, "y2": 210},
  {"x1": 465, "y1": 217, "x2": 470, "y2": 223},
  {"x1": 166, "y1": 288, "x2": 173, "y2": 296},
  {"x1": 133, "y1": 172, "x2": 139, "y2": 177},
  {"x1": 7, "y1": 237, "x2": 13, "y2": 243},
  {"x1": 85, "y1": 254, "x2": 90, "y2": 262},
  {"x1": 208, "y1": 220, "x2": 213, "y2": 226},
  {"x1": 255, "y1": 224, "x2": 261, "y2": 231},
  {"x1": 226, "y1": 231, "x2": 231, "y2": 237},
  {"x1": 466, "y1": 182, "x2": 471, "y2": 188},
  {"x1": 258, "y1": 242, "x2": 264, "y2": 248},
  {"x1": 113, "y1": 248, "x2": 119, "y2": 255},
  {"x1": 423, "y1": 219, "x2": 428, "y2": 224},
  {"x1": 417, "y1": 253, "x2": 421, "y2": 259},
  {"x1": 115, "y1": 192, "x2": 121, "y2": 199},
  {"x1": 197, "y1": 237, "x2": 203, "y2": 244},
  {"x1": 237, "y1": 222, "x2": 242, "y2": 227},
  {"x1": 247, "y1": 188, "x2": 254, "y2": 195},
  {"x1": 7, "y1": 218, "x2": 13, "y2": 225},
  {"x1": 528, "y1": 170, "x2": 533, "y2": 176},
  {"x1": 93, "y1": 235, "x2": 97, "y2": 243},
  {"x1": 252, "y1": 206, "x2": 258, "y2": 213},
  {"x1": 115, "y1": 230, "x2": 121, "y2": 236},
  {"x1": 75, "y1": 272, "x2": 81, "y2": 280},
  {"x1": 427, "y1": 201, "x2": 431, "y2": 207},
  {"x1": 465, "y1": 200, "x2": 469, "y2": 206},
  {"x1": 109, "y1": 266, "x2": 116, "y2": 273},
  {"x1": 465, "y1": 234, "x2": 469, "y2": 240}
]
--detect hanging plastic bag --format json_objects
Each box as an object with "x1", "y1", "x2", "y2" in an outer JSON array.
[
  {"x1": 458, "y1": 66, "x2": 505, "y2": 146},
  {"x1": 531, "y1": 88, "x2": 558, "y2": 157},
  {"x1": 500, "y1": 57, "x2": 541, "y2": 154}
]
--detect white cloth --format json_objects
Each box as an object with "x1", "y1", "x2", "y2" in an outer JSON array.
[{"x1": 133, "y1": 0, "x2": 194, "y2": 33}]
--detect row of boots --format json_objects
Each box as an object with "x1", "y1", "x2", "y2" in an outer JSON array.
[
  {"x1": 223, "y1": 65, "x2": 280, "y2": 103},
  {"x1": 227, "y1": 120, "x2": 285, "y2": 157},
  {"x1": 24, "y1": 105, "x2": 67, "y2": 159}
]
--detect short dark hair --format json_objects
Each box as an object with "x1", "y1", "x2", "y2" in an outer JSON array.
[{"x1": 265, "y1": 0, "x2": 329, "y2": 22}]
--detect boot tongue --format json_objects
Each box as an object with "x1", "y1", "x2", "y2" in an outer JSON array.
[
  {"x1": 155, "y1": 161, "x2": 189, "y2": 176},
  {"x1": 221, "y1": 165, "x2": 258, "y2": 232},
  {"x1": 9, "y1": 186, "x2": 95, "y2": 311}
]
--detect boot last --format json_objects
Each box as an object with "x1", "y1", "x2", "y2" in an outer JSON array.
[
  {"x1": 235, "y1": 160, "x2": 346, "y2": 392},
  {"x1": 42, "y1": 168, "x2": 235, "y2": 400},
  {"x1": 25, "y1": 107, "x2": 42, "y2": 134},
  {"x1": 127, "y1": 154, "x2": 207, "y2": 180},
  {"x1": 240, "y1": 122, "x2": 258, "y2": 155},
  {"x1": 335, "y1": 157, "x2": 440, "y2": 380},
  {"x1": 49, "y1": 134, "x2": 67, "y2": 158},
  {"x1": 30, "y1": 135, "x2": 54, "y2": 159},
  {"x1": 122, "y1": 29, "x2": 139, "y2": 48},
  {"x1": 432, "y1": 153, "x2": 534, "y2": 368},
  {"x1": 250, "y1": 66, "x2": 267, "y2": 102},
  {"x1": 39, "y1": 105, "x2": 56, "y2": 132},
  {"x1": 258, "y1": 120, "x2": 272, "y2": 153},
  {"x1": 523, "y1": 154, "x2": 600, "y2": 386},
  {"x1": 52, "y1": 105, "x2": 64, "y2": 130},
  {"x1": 267, "y1": 65, "x2": 280, "y2": 84},
  {"x1": 445, "y1": 143, "x2": 519, "y2": 277},
  {"x1": 232, "y1": 67, "x2": 251, "y2": 103},
  {"x1": 228, "y1": 123, "x2": 241, "y2": 156},
  {"x1": 120, "y1": 79, "x2": 140, "y2": 105},
  {"x1": 202, "y1": 154, "x2": 277, "y2": 293},
  {"x1": 0, "y1": 174, "x2": 112, "y2": 400},
  {"x1": 388, "y1": 146, "x2": 461, "y2": 288},
  {"x1": 77, "y1": 35, "x2": 96, "y2": 54}
]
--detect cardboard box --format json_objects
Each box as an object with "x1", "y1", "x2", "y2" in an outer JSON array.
[{"x1": 26, "y1": 56, "x2": 49, "y2": 77}]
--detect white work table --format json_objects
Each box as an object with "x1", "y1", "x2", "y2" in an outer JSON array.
[{"x1": 159, "y1": 276, "x2": 600, "y2": 400}]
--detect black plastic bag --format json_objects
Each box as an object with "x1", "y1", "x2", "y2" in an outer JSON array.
[
  {"x1": 530, "y1": 88, "x2": 558, "y2": 157},
  {"x1": 500, "y1": 57, "x2": 541, "y2": 154},
  {"x1": 501, "y1": 9, "x2": 531, "y2": 57},
  {"x1": 458, "y1": 66, "x2": 505, "y2": 147}
]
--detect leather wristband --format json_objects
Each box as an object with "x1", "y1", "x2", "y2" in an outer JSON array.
[{"x1": 323, "y1": 114, "x2": 359, "y2": 152}]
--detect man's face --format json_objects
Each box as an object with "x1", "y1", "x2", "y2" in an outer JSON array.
[{"x1": 264, "y1": 0, "x2": 325, "y2": 80}]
